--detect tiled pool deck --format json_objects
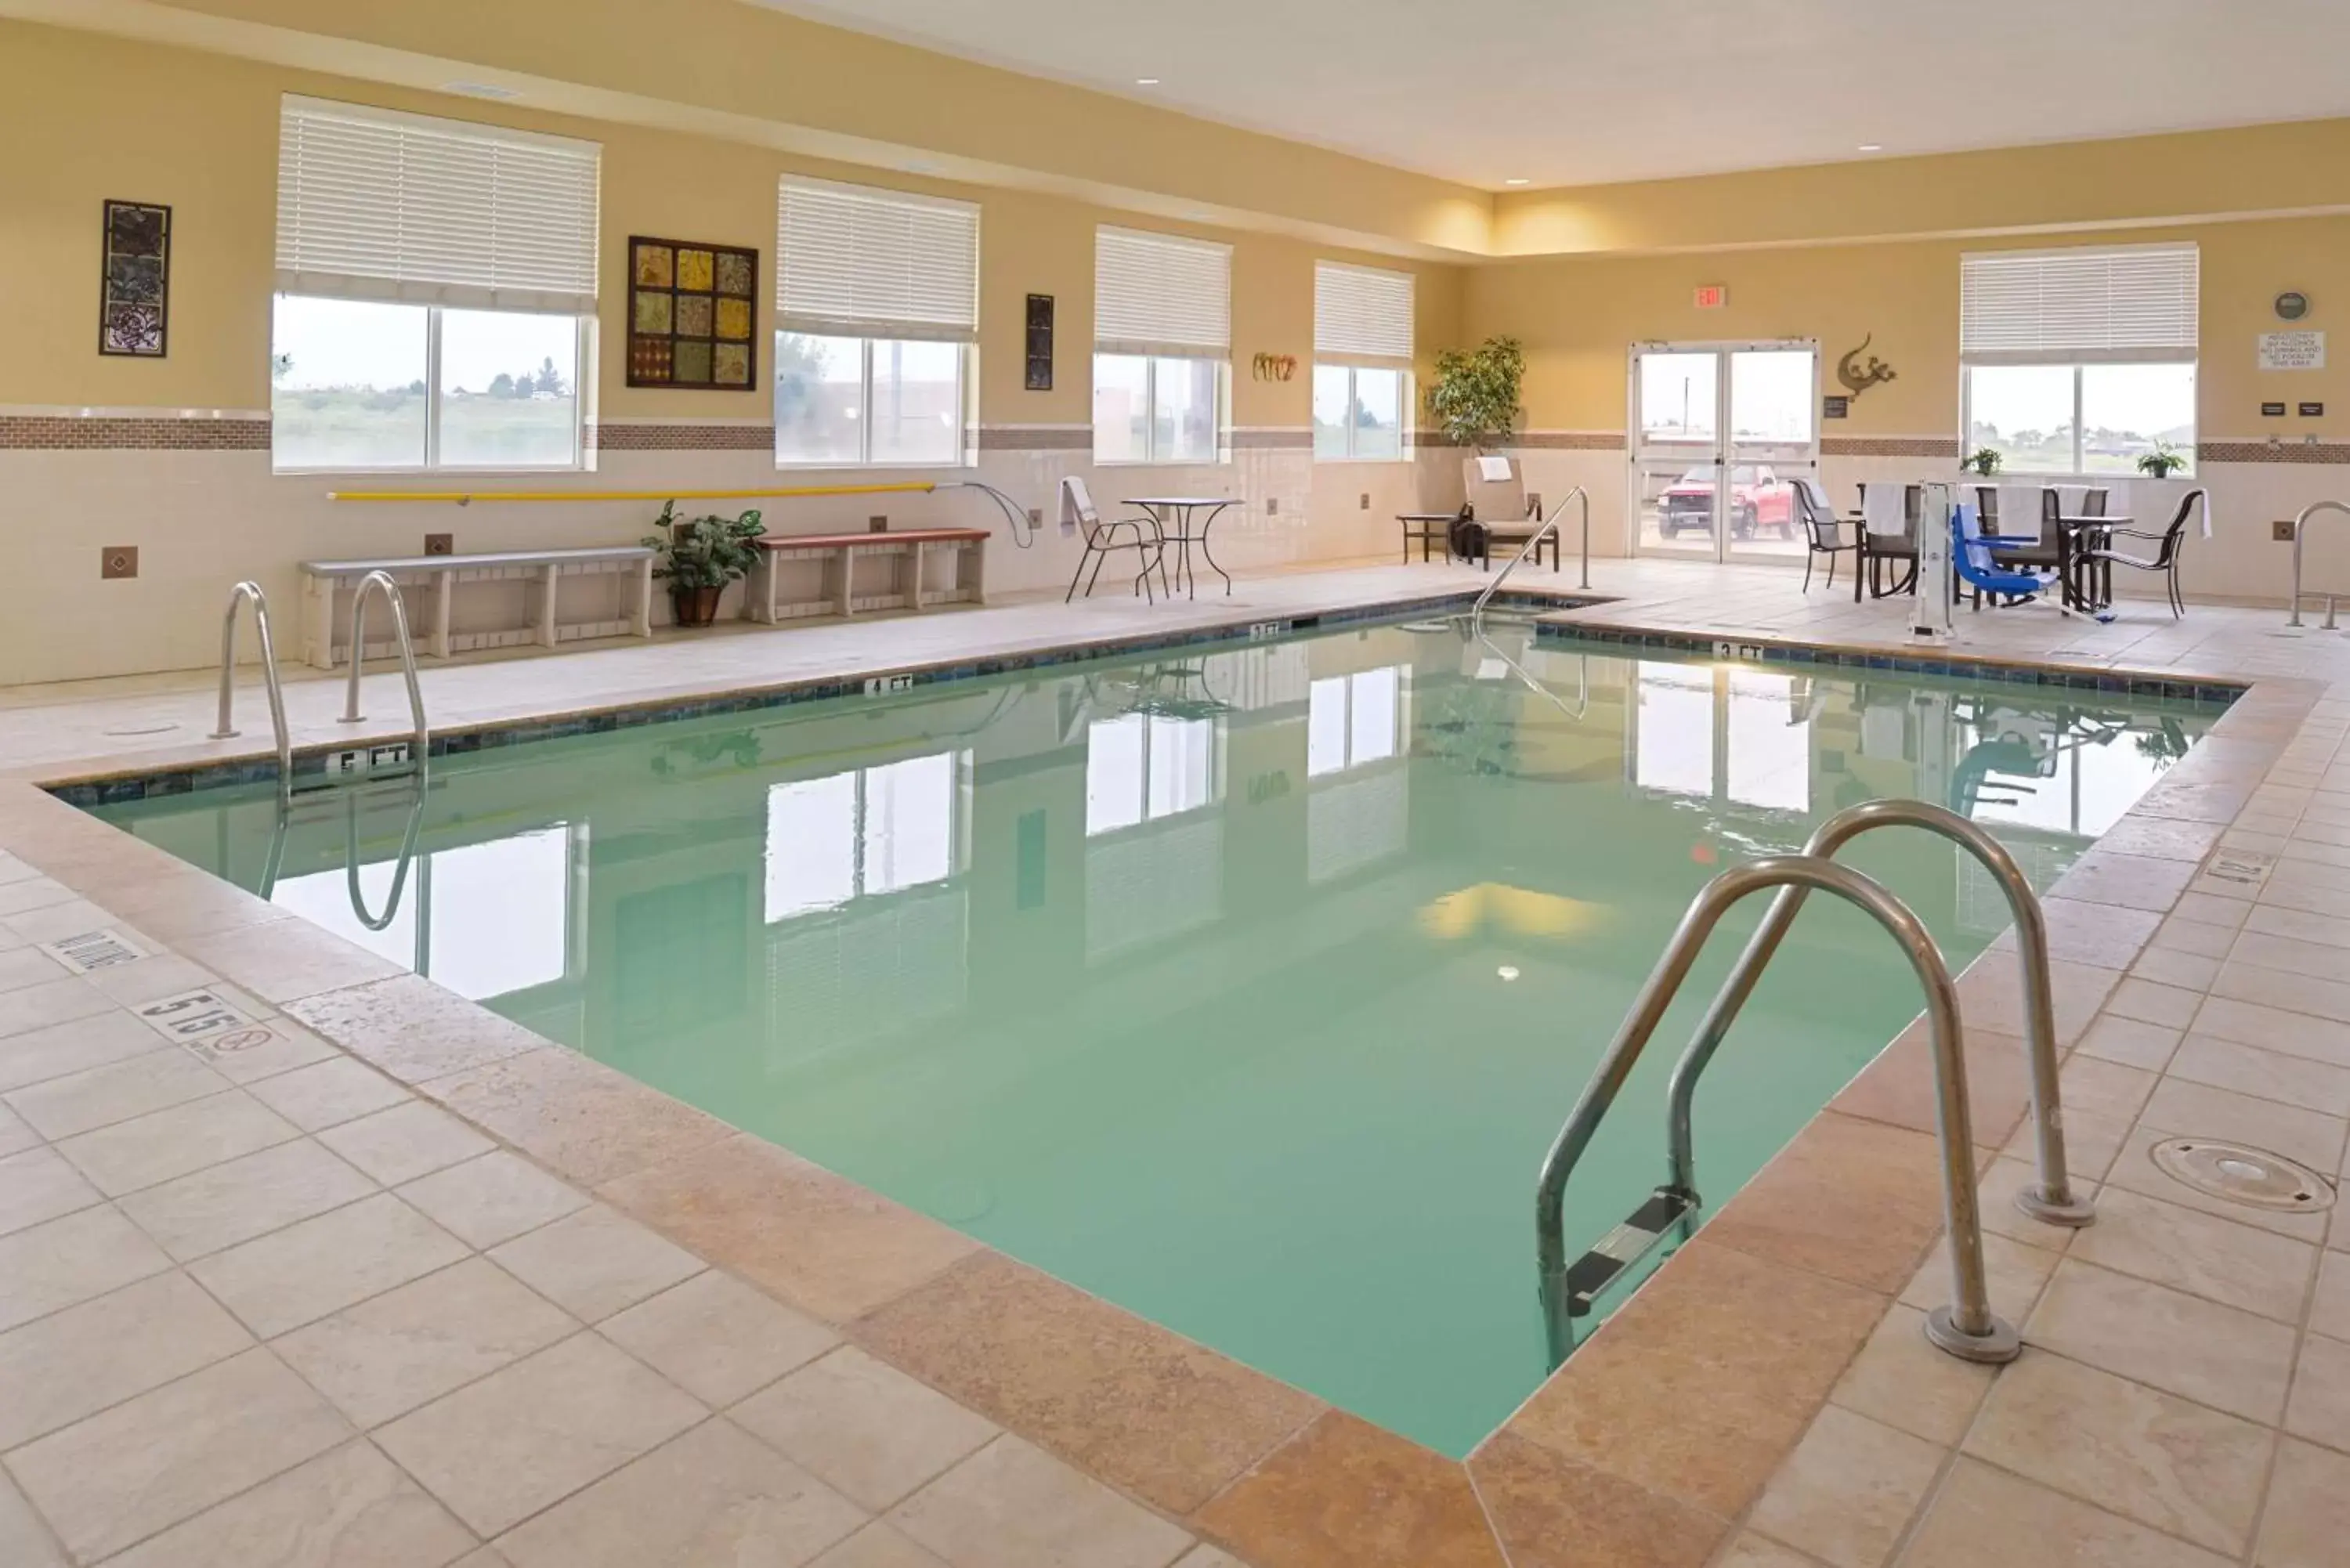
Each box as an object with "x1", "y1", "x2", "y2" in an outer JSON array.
[{"x1": 2, "y1": 557, "x2": 2347, "y2": 1566}]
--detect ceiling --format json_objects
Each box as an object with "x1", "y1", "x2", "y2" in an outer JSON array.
[{"x1": 747, "y1": 0, "x2": 2350, "y2": 189}]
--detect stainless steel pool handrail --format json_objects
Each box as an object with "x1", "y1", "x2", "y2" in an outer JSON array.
[
  {"x1": 2287, "y1": 501, "x2": 2350, "y2": 628},
  {"x1": 208, "y1": 581, "x2": 293, "y2": 802},
  {"x1": 339, "y1": 569, "x2": 431, "y2": 761},
  {"x1": 1474, "y1": 485, "x2": 1590, "y2": 619},
  {"x1": 345, "y1": 774, "x2": 428, "y2": 931},
  {"x1": 1535, "y1": 855, "x2": 2019, "y2": 1369},
  {"x1": 1670, "y1": 798, "x2": 2093, "y2": 1228}
]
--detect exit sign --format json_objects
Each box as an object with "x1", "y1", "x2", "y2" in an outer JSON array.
[{"x1": 1693, "y1": 285, "x2": 1729, "y2": 309}]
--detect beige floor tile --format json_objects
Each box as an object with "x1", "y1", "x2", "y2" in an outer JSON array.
[
  {"x1": 2140, "y1": 1077, "x2": 2348, "y2": 1172},
  {"x1": 183, "y1": 1013, "x2": 342, "y2": 1083},
  {"x1": 599, "y1": 1270, "x2": 837, "y2": 1408},
  {"x1": 317, "y1": 1100, "x2": 494, "y2": 1187},
  {"x1": 0, "y1": 1100, "x2": 34, "y2": 1158},
  {"x1": 0, "y1": 945, "x2": 65, "y2": 995},
  {"x1": 2150, "y1": 915, "x2": 2236, "y2": 958},
  {"x1": 398, "y1": 1150, "x2": 589, "y2": 1249},
  {"x1": 2101, "y1": 1122, "x2": 2333, "y2": 1242},
  {"x1": 52, "y1": 1089, "x2": 301, "y2": 1196},
  {"x1": 189, "y1": 1190, "x2": 472, "y2": 1338},
  {"x1": 2171, "y1": 1035, "x2": 2350, "y2": 1115},
  {"x1": 2056, "y1": 1055, "x2": 2160, "y2": 1125},
  {"x1": 2106, "y1": 977, "x2": 2207, "y2": 1029},
  {"x1": 0, "y1": 1144, "x2": 99, "y2": 1237},
  {"x1": 2230, "y1": 928, "x2": 2350, "y2": 983},
  {"x1": 1744, "y1": 1406, "x2": 1942, "y2": 1568},
  {"x1": 179, "y1": 919, "x2": 406, "y2": 1006},
  {"x1": 1712, "y1": 1534, "x2": 1824, "y2": 1568},
  {"x1": 2193, "y1": 993, "x2": 2350, "y2": 1068},
  {"x1": 1828, "y1": 1303, "x2": 1996, "y2": 1447},
  {"x1": 0, "y1": 974, "x2": 108, "y2": 1042},
  {"x1": 487, "y1": 1204, "x2": 704, "y2": 1323},
  {"x1": 2055, "y1": 851, "x2": 2198, "y2": 914},
  {"x1": 118, "y1": 1138, "x2": 377, "y2": 1261},
  {"x1": 2258, "y1": 1438, "x2": 2350, "y2": 1568},
  {"x1": 274, "y1": 1256, "x2": 577, "y2": 1428},
  {"x1": 2006, "y1": 1103, "x2": 2133, "y2": 1183},
  {"x1": 495, "y1": 1417, "x2": 864, "y2": 1568},
  {"x1": 2312, "y1": 1249, "x2": 2350, "y2": 1342},
  {"x1": 2174, "y1": 892, "x2": 2254, "y2": 931},
  {"x1": 2066, "y1": 1185, "x2": 2319, "y2": 1321},
  {"x1": 2026, "y1": 1258, "x2": 2299, "y2": 1423},
  {"x1": 1965, "y1": 1350, "x2": 2273, "y2": 1553},
  {"x1": 2212, "y1": 960, "x2": 2350, "y2": 1027},
  {"x1": 2074, "y1": 1014, "x2": 2183, "y2": 1071},
  {"x1": 1899, "y1": 1226, "x2": 2062, "y2": 1324},
  {"x1": 2133, "y1": 946, "x2": 2223, "y2": 991},
  {"x1": 0, "y1": 1270, "x2": 251, "y2": 1449},
  {"x1": 1975, "y1": 1155, "x2": 2099, "y2": 1249},
  {"x1": 1168, "y1": 1549, "x2": 1248, "y2": 1568},
  {"x1": 245, "y1": 1057, "x2": 413, "y2": 1132},
  {"x1": 812, "y1": 1523, "x2": 952, "y2": 1568},
  {"x1": 1903, "y1": 1457, "x2": 2232, "y2": 1568},
  {"x1": 890, "y1": 1437, "x2": 1191, "y2": 1568},
  {"x1": 3, "y1": 1347, "x2": 352, "y2": 1563},
  {"x1": 0, "y1": 1202, "x2": 171, "y2": 1333},
  {"x1": 101, "y1": 1440, "x2": 477, "y2": 1568},
  {"x1": 734, "y1": 1346, "x2": 998, "y2": 1512},
  {"x1": 0, "y1": 1470, "x2": 65, "y2": 1568},
  {"x1": 286, "y1": 974, "x2": 550, "y2": 1086},
  {"x1": 5, "y1": 1047, "x2": 230, "y2": 1140},
  {"x1": 374, "y1": 1332, "x2": 706, "y2": 1536},
  {"x1": 2285, "y1": 1331, "x2": 2350, "y2": 1453}
]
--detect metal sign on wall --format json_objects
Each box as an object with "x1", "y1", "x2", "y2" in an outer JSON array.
[{"x1": 2259, "y1": 331, "x2": 2326, "y2": 370}]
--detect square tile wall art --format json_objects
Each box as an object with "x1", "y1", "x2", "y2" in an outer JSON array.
[
  {"x1": 98, "y1": 201, "x2": 172, "y2": 358},
  {"x1": 628, "y1": 236, "x2": 758, "y2": 390}
]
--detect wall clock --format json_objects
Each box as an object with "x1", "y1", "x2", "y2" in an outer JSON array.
[{"x1": 2276, "y1": 291, "x2": 2311, "y2": 321}]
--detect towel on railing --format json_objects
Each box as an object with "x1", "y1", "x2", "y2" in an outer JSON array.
[
  {"x1": 1995, "y1": 484, "x2": 2046, "y2": 540},
  {"x1": 1860, "y1": 485, "x2": 1906, "y2": 537},
  {"x1": 2194, "y1": 489, "x2": 2214, "y2": 538}
]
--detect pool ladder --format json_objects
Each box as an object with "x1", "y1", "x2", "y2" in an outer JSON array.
[
  {"x1": 1473, "y1": 485, "x2": 1591, "y2": 619},
  {"x1": 2286, "y1": 500, "x2": 2350, "y2": 627},
  {"x1": 212, "y1": 571, "x2": 431, "y2": 797},
  {"x1": 1535, "y1": 798, "x2": 2092, "y2": 1368}
]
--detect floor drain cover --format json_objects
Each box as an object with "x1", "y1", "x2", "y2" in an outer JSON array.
[{"x1": 2149, "y1": 1139, "x2": 2335, "y2": 1212}]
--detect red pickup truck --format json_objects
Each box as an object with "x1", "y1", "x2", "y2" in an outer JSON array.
[{"x1": 1658, "y1": 465, "x2": 1797, "y2": 540}]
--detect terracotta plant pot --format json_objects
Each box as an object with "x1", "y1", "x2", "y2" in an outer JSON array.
[{"x1": 671, "y1": 586, "x2": 724, "y2": 627}]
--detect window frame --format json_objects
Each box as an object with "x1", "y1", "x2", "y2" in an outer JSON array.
[
  {"x1": 269, "y1": 294, "x2": 591, "y2": 475},
  {"x1": 1311, "y1": 363, "x2": 1412, "y2": 463},
  {"x1": 1090, "y1": 352, "x2": 1230, "y2": 466},
  {"x1": 1960, "y1": 360, "x2": 2198, "y2": 479},
  {"x1": 773, "y1": 332, "x2": 974, "y2": 470}
]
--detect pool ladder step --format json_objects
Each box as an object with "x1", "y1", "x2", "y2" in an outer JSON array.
[
  {"x1": 1535, "y1": 797, "x2": 2092, "y2": 1367},
  {"x1": 212, "y1": 571, "x2": 431, "y2": 798}
]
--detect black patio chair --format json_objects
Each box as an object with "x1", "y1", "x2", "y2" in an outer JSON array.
[
  {"x1": 1795, "y1": 479, "x2": 1860, "y2": 592},
  {"x1": 2077, "y1": 488, "x2": 2204, "y2": 619}
]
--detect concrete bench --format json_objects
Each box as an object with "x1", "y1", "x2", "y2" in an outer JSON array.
[
  {"x1": 747, "y1": 528, "x2": 989, "y2": 623},
  {"x1": 298, "y1": 546, "x2": 655, "y2": 669}
]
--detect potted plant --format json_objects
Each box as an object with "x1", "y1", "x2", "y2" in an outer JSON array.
[
  {"x1": 2136, "y1": 440, "x2": 2189, "y2": 479},
  {"x1": 1963, "y1": 446, "x2": 2002, "y2": 477},
  {"x1": 643, "y1": 501, "x2": 765, "y2": 627},
  {"x1": 1426, "y1": 336, "x2": 1525, "y2": 451}
]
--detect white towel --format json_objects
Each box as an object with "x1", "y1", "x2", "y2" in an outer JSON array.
[
  {"x1": 1477, "y1": 454, "x2": 1513, "y2": 482},
  {"x1": 1861, "y1": 485, "x2": 1906, "y2": 537},
  {"x1": 1996, "y1": 484, "x2": 2045, "y2": 539},
  {"x1": 2195, "y1": 489, "x2": 2214, "y2": 539}
]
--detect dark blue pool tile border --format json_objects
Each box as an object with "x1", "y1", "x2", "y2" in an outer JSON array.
[
  {"x1": 49, "y1": 589, "x2": 1603, "y2": 807},
  {"x1": 1534, "y1": 623, "x2": 2249, "y2": 706}
]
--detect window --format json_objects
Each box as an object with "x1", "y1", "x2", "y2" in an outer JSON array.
[
  {"x1": 776, "y1": 178, "x2": 977, "y2": 467},
  {"x1": 1961, "y1": 244, "x2": 2198, "y2": 475},
  {"x1": 1307, "y1": 667, "x2": 1406, "y2": 777},
  {"x1": 764, "y1": 752, "x2": 964, "y2": 921},
  {"x1": 271, "y1": 97, "x2": 598, "y2": 471},
  {"x1": 1094, "y1": 227, "x2": 1230, "y2": 463},
  {"x1": 1312, "y1": 262, "x2": 1414, "y2": 461},
  {"x1": 1085, "y1": 714, "x2": 1222, "y2": 835}
]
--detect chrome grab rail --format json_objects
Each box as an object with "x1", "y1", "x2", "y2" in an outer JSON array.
[
  {"x1": 1535, "y1": 854, "x2": 2020, "y2": 1369},
  {"x1": 2287, "y1": 501, "x2": 2350, "y2": 628},
  {"x1": 1670, "y1": 798, "x2": 2092, "y2": 1228},
  {"x1": 345, "y1": 776, "x2": 428, "y2": 932},
  {"x1": 208, "y1": 582, "x2": 294, "y2": 801},
  {"x1": 1474, "y1": 485, "x2": 1590, "y2": 620},
  {"x1": 1474, "y1": 630, "x2": 1589, "y2": 723},
  {"x1": 340, "y1": 569, "x2": 431, "y2": 761}
]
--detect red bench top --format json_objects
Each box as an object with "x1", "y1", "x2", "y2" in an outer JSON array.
[{"x1": 757, "y1": 528, "x2": 990, "y2": 550}]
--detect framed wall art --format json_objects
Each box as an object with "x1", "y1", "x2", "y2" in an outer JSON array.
[
  {"x1": 627, "y1": 236, "x2": 759, "y2": 390},
  {"x1": 98, "y1": 200, "x2": 172, "y2": 358}
]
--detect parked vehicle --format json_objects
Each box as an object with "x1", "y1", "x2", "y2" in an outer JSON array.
[{"x1": 1658, "y1": 464, "x2": 1797, "y2": 539}]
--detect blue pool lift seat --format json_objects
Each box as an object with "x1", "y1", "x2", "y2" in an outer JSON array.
[{"x1": 1953, "y1": 504, "x2": 2060, "y2": 610}]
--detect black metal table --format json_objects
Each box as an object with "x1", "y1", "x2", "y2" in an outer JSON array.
[{"x1": 1126, "y1": 497, "x2": 1238, "y2": 598}]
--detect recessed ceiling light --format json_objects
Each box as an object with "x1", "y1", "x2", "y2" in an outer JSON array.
[
  {"x1": 1504, "y1": 178, "x2": 1530, "y2": 186},
  {"x1": 1857, "y1": 143, "x2": 1883, "y2": 152},
  {"x1": 1136, "y1": 77, "x2": 1160, "y2": 85}
]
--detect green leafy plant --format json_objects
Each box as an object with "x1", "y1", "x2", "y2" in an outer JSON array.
[
  {"x1": 642, "y1": 501, "x2": 765, "y2": 590},
  {"x1": 2136, "y1": 441, "x2": 2189, "y2": 479},
  {"x1": 1964, "y1": 446, "x2": 2003, "y2": 476},
  {"x1": 1426, "y1": 336, "x2": 1525, "y2": 450}
]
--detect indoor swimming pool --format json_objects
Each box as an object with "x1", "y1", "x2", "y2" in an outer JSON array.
[{"x1": 85, "y1": 618, "x2": 2226, "y2": 1455}]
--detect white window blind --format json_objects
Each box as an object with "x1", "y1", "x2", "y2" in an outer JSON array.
[
  {"x1": 778, "y1": 178, "x2": 978, "y2": 341},
  {"x1": 1961, "y1": 244, "x2": 2199, "y2": 364},
  {"x1": 1095, "y1": 227, "x2": 1231, "y2": 356},
  {"x1": 275, "y1": 96, "x2": 601, "y2": 313},
  {"x1": 1314, "y1": 261, "x2": 1414, "y2": 364}
]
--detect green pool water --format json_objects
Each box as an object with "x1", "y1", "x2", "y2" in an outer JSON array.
[{"x1": 89, "y1": 617, "x2": 2222, "y2": 1455}]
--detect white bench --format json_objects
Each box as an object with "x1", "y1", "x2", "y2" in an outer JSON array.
[
  {"x1": 746, "y1": 528, "x2": 990, "y2": 623},
  {"x1": 298, "y1": 547, "x2": 655, "y2": 670}
]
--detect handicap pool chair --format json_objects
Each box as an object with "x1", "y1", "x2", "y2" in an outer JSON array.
[
  {"x1": 1060, "y1": 477, "x2": 1167, "y2": 603},
  {"x1": 1954, "y1": 505, "x2": 2065, "y2": 611}
]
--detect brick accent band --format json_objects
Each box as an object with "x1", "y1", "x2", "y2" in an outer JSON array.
[
  {"x1": 2201, "y1": 441, "x2": 2350, "y2": 465},
  {"x1": 0, "y1": 415, "x2": 271, "y2": 450},
  {"x1": 591, "y1": 422, "x2": 776, "y2": 451},
  {"x1": 976, "y1": 426, "x2": 1092, "y2": 451}
]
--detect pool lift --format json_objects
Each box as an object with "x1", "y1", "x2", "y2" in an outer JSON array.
[{"x1": 1534, "y1": 797, "x2": 2091, "y2": 1368}]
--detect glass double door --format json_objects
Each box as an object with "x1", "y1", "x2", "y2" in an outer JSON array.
[{"x1": 1632, "y1": 343, "x2": 1820, "y2": 565}]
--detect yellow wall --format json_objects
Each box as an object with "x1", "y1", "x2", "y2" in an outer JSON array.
[{"x1": 0, "y1": 22, "x2": 1464, "y2": 429}]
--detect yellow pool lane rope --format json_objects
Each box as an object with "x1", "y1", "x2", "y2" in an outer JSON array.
[{"x1": 325, "y1": 481, "x2": 942, "y2": 504}]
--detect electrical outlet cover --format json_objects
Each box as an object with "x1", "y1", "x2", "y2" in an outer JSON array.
[
  {"x1": 425, "y1": 533, "x2": 454, "y2": 555},
  {"x1": 2276, "y1": 519, "x2": 2299, "y2": 541},
  {"x1": 100, "y1": 546, "x2": 138, "y2": 580}
]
